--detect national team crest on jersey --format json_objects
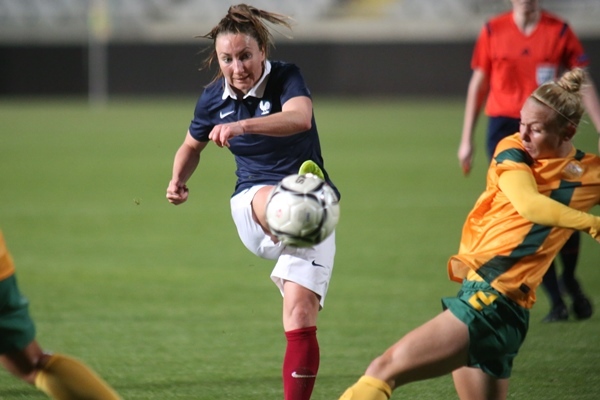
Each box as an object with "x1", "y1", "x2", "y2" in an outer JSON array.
[
  {"x1": 259, "y1": 100, "x2": 271, "y2": 115},
  {"x1": 536, "y1": 64, "x2": 557, "y2": 85},
  {"x1": 562, "y1": 160, "x2": 585, "y2": 180}
]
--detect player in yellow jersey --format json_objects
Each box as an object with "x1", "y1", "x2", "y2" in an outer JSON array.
[
  {"x1": 337, "y1": 67, "x2": 600, "y2": 400},
  {"x1": 0, "y1": 230, "x2": 121, "y2": 400}
]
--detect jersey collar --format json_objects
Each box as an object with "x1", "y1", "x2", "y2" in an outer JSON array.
[{"x1": 222, "y1": 60, "x2": 271, "y2": 100}]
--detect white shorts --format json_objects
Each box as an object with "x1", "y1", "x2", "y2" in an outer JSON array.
[{"x1": 230, "y1": 185, "x2": 336, "y2": 307}]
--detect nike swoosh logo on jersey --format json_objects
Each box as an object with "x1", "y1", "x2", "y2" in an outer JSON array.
[
  {"x1": 311, "y1": 260, "x2": 326, "y2": 268},
  {"x1": 220, "y1": 110, "x2": 235, "y2": 119},
  {"x1": 291, "y1": 371, "x2": 317, "y2": 379}
]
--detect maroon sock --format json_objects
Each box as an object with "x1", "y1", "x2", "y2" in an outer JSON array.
[{"x1": 283, "y1": 326, "x2": 319, "y2": 400}]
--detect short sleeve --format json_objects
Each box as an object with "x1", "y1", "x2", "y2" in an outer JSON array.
[
  {"x1": 471, "y1": 23, "x2": 492, "y2": 74},
  {"x1": 278, "y1": 64, "x2": 312, "y2": 106},
  {"x1": 189, "y1": 92, "x2": 214, "y2": 142}
]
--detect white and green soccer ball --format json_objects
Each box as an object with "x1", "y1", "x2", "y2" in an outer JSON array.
[{"x1": 266, "y1": 173, "x2": 340, "y2": 247}]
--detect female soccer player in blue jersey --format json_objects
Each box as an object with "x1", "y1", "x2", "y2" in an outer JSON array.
[{"x1": 165, "y1": 5, "x2": 338, "y2": 400}]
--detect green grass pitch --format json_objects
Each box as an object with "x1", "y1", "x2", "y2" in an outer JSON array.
[{"x1": 0, "y1": 96, "x2": 598, "y2": 399}]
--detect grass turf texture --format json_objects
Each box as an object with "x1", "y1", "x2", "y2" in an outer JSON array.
[{"x1": 0, "y1": 97, "x2": 598, "y2": 399}]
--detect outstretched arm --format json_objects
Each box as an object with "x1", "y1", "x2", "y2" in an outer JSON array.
[{"x1": 499, "y1": 169, "x2": 600, "y2": 241}]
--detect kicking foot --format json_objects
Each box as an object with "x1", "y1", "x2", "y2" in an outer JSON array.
[{"x1": 299, "y1": 160, "x2": 325, "y2": 180}]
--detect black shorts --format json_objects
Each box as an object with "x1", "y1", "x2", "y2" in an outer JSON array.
[{"x1": 487, "y1": 116, "x2": 520, "y2": 160}]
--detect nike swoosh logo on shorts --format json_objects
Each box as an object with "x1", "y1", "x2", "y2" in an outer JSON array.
[
  {"x1": 220, "y1": 110, "x2": 235, "y2": 119},
  {"x1": 291, "y1": 371, "x2": 317, "y2": 379},
  {"x1": 311, "y1": 260, "x2": 326, "y2": 268}
]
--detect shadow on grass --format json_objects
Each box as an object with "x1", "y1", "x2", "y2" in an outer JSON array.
[
  {"x1": 109, "y1": 373, "x2": 360, "y2": 399},
  {"x1": 0, "y1": 387, "x2": 47, "y2": 398}
]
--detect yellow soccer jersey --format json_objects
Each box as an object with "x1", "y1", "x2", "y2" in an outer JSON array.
[
  {"x1": 449, "y1": 134, "x2": 600, "y2": 308},
  {"x1": 0, "y1": 230, "x2": 16, "y2": 281}
]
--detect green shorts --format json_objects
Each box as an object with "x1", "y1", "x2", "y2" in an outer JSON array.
[
  {"x1": 442, "y1": 280, "x2": 529, "y2": 379},
  {"x1": 0, "y1": 274, "x2": 36, "y2": 354}
]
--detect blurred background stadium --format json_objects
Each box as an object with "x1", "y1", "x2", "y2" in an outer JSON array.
[{"x1": 1, "y1": 0, "x2": 600, "y2": 99}]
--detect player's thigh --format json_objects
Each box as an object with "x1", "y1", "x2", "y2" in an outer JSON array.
[
  {"x1": 231, "y1": 185, "x2": 283, "y2": 260},
  {"x1": 453, "y1": 366, "x2": 509, "y2": 400},
  {"x1": 250, "y1": 185, "x2": 275, "y2": 232}
]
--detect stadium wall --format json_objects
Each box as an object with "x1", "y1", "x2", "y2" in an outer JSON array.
[{"x1": 1, "y1": 40, "x2": 600, "y2": 97}]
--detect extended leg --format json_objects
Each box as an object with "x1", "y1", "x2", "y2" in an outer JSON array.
[
  {"x1": 1, "y1": 340, "x2": 120, "y2": 400},
  {"x1": 338, "y1": 310, "x2": 470, "y2": 399}
]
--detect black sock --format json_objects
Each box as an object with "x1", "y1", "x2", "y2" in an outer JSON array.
[
  {"x1": 558, "y1": 232, "x2": 582, "y2": 297},
  {"x1": 542, "y1": 262, "x2": 565, "y2": 308}
]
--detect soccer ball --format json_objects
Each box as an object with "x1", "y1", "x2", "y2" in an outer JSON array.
[{"x1": 266, "y1": 173, "x2": 340, "y2": 247}]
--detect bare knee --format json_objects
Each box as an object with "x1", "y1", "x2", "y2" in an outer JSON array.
[
  {"x1": 365, "y1": 353, "x2": 394, "y2": 378},
  {"x1": 364, "y1": 343, "x2": 416, "y2": 389},
  {"x1": 0, "y1": 342, "x2": 51, "y2": 385},
  {"x1": 283, "y1": 282, "x2": 320, "y2": 330},
  {"x1": 284, "y1": 298, "x2": 318, "y2": 329}
]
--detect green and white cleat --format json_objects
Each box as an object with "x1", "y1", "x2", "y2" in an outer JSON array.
[{"x1": 299, "y1": 160, "x2": 325, "y2": 181}]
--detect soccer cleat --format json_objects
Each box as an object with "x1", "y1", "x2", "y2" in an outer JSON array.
[
  {"x1": 299, "y1": 160, "x2": 325, "y2": 180},
  {"x1": 542, "y1": 303, "x2": 569, "y2": 322}
]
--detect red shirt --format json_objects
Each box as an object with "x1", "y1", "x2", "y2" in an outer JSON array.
[{"x1": 472, "y1": 11, "x2": 589, "y2": 118}]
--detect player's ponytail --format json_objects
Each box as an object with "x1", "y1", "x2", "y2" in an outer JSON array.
[
  {"x1": 198, "y1": 4, "x2": 293, "y2": 84},
  {"x1": 531, "y1": 68, "x2": 586, "y2": 130}
]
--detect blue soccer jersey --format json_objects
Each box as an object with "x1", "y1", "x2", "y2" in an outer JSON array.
[{"x1": 189, "y1": 60, "x2": 339, "y2": 198}]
